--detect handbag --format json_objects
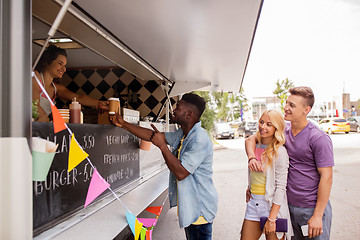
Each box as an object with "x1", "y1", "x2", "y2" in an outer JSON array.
[{"x1": 260, "y1": 217, "x2": 288, "y2": 232}]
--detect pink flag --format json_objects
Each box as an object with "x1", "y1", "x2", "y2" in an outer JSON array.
[
  {"x1": 84, "y1": 169, "x2": 110, "y2": 208},
  {"x1": 137, "y1": 218, "x2": 158, "y2": 228}
]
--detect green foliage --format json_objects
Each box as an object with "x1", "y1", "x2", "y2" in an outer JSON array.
[
  {"x1": 192, "y1": 88, "x2": 249, "y2": 134},
  {"x1": 212, "y1": 92, "x2": 230, "y2": 121},
  {"x1": 32, "y1": 100, "x2": 39, "y2": 119},
  {"x1": 192, "y1": 91, "x2": 216, "y2": 133},
  {"x1": 273, "y1": 78, "x2": 294, "y2": 112}
]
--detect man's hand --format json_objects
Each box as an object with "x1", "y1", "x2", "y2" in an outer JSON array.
[
  {"x1": 111, "y1": 113, "x2": 125, "y2": 128},
  {"x1": 307, "y1": 215, "x2": 323, "y2": 238},
  {"x1": 150, "y1": 124, "x2": 167, "y2": 148},
  {"x1": 248, "y1": 158, "x2": 263, "y2": 172}
]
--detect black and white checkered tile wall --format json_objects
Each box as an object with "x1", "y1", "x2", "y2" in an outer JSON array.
[{"x1": 56, "y1": 67, "x2": 177, "y2": 119}]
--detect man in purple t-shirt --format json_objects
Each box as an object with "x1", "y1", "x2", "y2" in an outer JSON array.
[{"x1": 246, "y1": 86, "x2": 334, "y2": 239}]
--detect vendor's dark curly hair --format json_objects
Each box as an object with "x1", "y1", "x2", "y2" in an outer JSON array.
[{"x1": 35, "y1": 45, "x2": 67, "y2": 73}]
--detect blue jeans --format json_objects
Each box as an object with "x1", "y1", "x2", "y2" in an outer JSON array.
[
  {"x1": 184, "y1": 222, "x2": 213, "y2": 240},
  {"x1": 289, "y1": 201, "x2": 332, "y2": 240}
]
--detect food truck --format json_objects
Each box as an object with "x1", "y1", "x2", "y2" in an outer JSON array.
[{"x1": 0, "y1": 0, "x2": 263, "y2": 239}]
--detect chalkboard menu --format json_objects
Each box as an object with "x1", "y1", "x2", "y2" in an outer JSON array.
[{"x1": 32, "y1": 122, "x2": 140, "y2": 235}]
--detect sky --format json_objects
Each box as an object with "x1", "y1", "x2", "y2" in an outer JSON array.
[{"x1": 242, "y1": 0, "x2": 360, "y2": 104}]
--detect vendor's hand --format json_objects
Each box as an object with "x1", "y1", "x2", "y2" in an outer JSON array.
[
  {"x1": 111, "y1": 113, "x2": 125, "y2": 128},
  {"x1": 150, "y1": 124, "x2": 167, "y2": 148},
  {"x1": 97, "y1": 101, "x2": 109, "y2": 114},
  {"x1": 308, "y1": 214, "x2": 323, "y2": 238},
  {"x1": 263, "y1": 220, "x2": 276, "y2": 235},
  {"x1": 246, "y1": 187, "x2": 252, "y2": 202},
  {"x1": 248, "y1": 158, "x2": 263, "y2": 172}
]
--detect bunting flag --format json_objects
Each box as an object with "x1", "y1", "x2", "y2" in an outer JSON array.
[
  {"x1": 126, "y1": 212, "x2": 136, "y2": 235},
  {"x1": 51, "y1": 104, "x2": 67, "y2": 133},
  {"x1": 68, "y1": 133, "x2": 89, "y2": 172},
  {"x1": 33, "y1": 70, "x2": 167, "y2": 238},
  {"x1": 137, "y1": 218, "x2": 158, "y2": 228},
  {"x1": 84, "y1": 169, "x2": 110, "y2": 208},
  {"x1": 135, "y1": 219, "x2": 143, "y2": 240},
  {"x1": 146, "y1": 229, "x2": 153, "y2": 240},
  {"x1": 145, "y1": 206, "x2": 162, "y2": 216},
  {"x1": 126, "y1": 212, "x2": 143, "y2": 240},
  {"x1": 140, "y1": 227, "x2": 147, "y2": 240}
]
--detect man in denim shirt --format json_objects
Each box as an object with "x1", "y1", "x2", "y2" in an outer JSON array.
[{"x1": 112, "y1": 93, "x2": 218, "y2": 240}]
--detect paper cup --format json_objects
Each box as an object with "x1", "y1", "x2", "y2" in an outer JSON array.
[
  {"x1": 58, "y1": 109, "x2": 69, "y2": 113},
  {"x1": 32, "y1": 151, "x2": 56, "y2": 181},
  {"x1": 109, "y1": 98, "x2": 120, "y2": 114},
  {"x1": 140, "y1": 140, "x2": 152, "y2": 151},
  {"x1": 62, "y1": 116, "x2": 69, "y2": 123},
  {"x1": 32, "y1": 137, "x2": 48, "y2": 152}
]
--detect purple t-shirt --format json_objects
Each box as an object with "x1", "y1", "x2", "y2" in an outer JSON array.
[{"x1": 285, "y1": 121, "x2": 334, "y2": 208}]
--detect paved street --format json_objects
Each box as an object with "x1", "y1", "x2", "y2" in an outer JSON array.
[{"x1": 153, "y1": 132, "x2": 360, "y2": 239}]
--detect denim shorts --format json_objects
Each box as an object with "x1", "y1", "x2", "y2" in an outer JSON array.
[
  {"x1": 244, "y1": 194, "x2": 270, "y2": 221},
  {"x1": 289, "y1": 201, "x2": 332, "y2": 240}
]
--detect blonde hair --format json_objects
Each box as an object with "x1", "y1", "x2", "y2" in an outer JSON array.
[{"x1": 256, "y1": 110, "x2": 286, "y2": 168}]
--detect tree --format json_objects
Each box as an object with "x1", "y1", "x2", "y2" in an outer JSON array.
[
  {"x1": 227, "y1": 88, "x2": 249, "y2": 121},
  {"x1": 192, "y1": 91, "x2": 216, "y2": 133},
  {"x1": 212, "y1": 92, "x2": 230, "y2": 121},
  {"x1": 273, "y1": 78, "x2": 294, "y2": 112},
  {"x1": 192, "y1": 89, "x2": 249, "y2": 133}
]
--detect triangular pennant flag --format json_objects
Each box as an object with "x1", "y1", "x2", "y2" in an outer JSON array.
[
  {"x1": 140, "y1": 227, "x2": 146, "y2": 240},
  {"x1": 126, "y1": 211, "x2": 136, "y2": 235},
  {"x1": 51, "y1": 104, "x2": 67, "y2": 133},
  {"x1": 68, "y1": 133, "x2": 89, "y2": 172},
  {"x1": 84, "y1": 169, "x2": 110, "y2": 208},
  {"x1": 137, "y1": 218, "x2": 158, "y2": 228},
  {"x1": 146, "y1": 229, "x2": 153, "y2": 240},
  {"x1": 145, "y1": 206, "x2": 162, "y2": 216},
  {"x1": 135, "y1": 218, "x2": 143, "y2": 240}
]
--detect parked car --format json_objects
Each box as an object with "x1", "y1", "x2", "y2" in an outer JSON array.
[
  {"x1": 319, "y1": 117, "x2": 350, "y2": 134},
  {"x1": 238, "y1": 120, "x2": 258, "y2": 138},
  {"x1": 213, "y1": 122, "x2": 235, "y2": 139},
  {"x1": 347, "y1": 116, "x2": 360, "y2": 132}
]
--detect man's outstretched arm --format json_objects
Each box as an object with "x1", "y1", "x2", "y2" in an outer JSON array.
[
  {"x1": 245, "y1": 135, "x2": 262, "y2": 172},
  {"x1": 111, "y1": 113, "x2": 154, "y2": 141}
]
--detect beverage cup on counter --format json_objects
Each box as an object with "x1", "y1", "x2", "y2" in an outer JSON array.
[
  {"x1": 108, "y1": 97, "x2": 120, "y2": 115},
  {"x1": 58, "y1": 109, "x2": 70, "y2": 123},
  {"x1": 62, "y1": 116, "x2": 69, "y2": 123},
  {"x1": 139, "y1": 139, "x2": 152, "y2": 151}
]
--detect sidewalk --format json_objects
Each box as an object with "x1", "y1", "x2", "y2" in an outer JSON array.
[{"x1": 153, "y1": 139, "x2": 360, "y2": 239}]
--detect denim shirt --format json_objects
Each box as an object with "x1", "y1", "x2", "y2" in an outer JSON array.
[{"x1": 165, "y1": 122, "x2": 218, "y2": 228}]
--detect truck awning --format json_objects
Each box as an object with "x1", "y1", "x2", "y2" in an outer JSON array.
[{"x1": 33, "y1": 0, "x2": 263, "y2": 93}]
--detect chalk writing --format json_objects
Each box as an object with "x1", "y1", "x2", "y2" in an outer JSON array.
[{"x1": 106, "y1": 168, "x2": 134, "y2": 184}]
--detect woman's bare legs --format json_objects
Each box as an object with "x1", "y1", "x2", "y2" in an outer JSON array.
[{"x1": 240, "y1": 220, "x2": 262, "y2": 240}]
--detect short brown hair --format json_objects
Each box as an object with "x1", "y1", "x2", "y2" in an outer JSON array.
[{"x1": 289, "y1": 86, "x2": 315, "y2": 108}]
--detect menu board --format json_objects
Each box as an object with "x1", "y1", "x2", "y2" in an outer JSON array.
[{"x1": 32, "y1": 122, "x2": 140, "y2": 235}]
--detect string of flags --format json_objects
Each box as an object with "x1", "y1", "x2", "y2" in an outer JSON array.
[{"x1": 33, "y1": 72, "x2": 167, "y2": 239}]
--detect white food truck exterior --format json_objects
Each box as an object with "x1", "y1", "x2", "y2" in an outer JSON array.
[{"x1": 0, "y1": 0, "x2": 263, "y2": 239}]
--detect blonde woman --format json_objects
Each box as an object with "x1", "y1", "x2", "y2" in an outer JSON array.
[{"x1": 240, "y1": 110, "x2": 293, "y2": 240}]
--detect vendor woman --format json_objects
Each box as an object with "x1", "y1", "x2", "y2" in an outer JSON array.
[{"x1": 32, "y1": 45, "x2": 108, "y2": 122}]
